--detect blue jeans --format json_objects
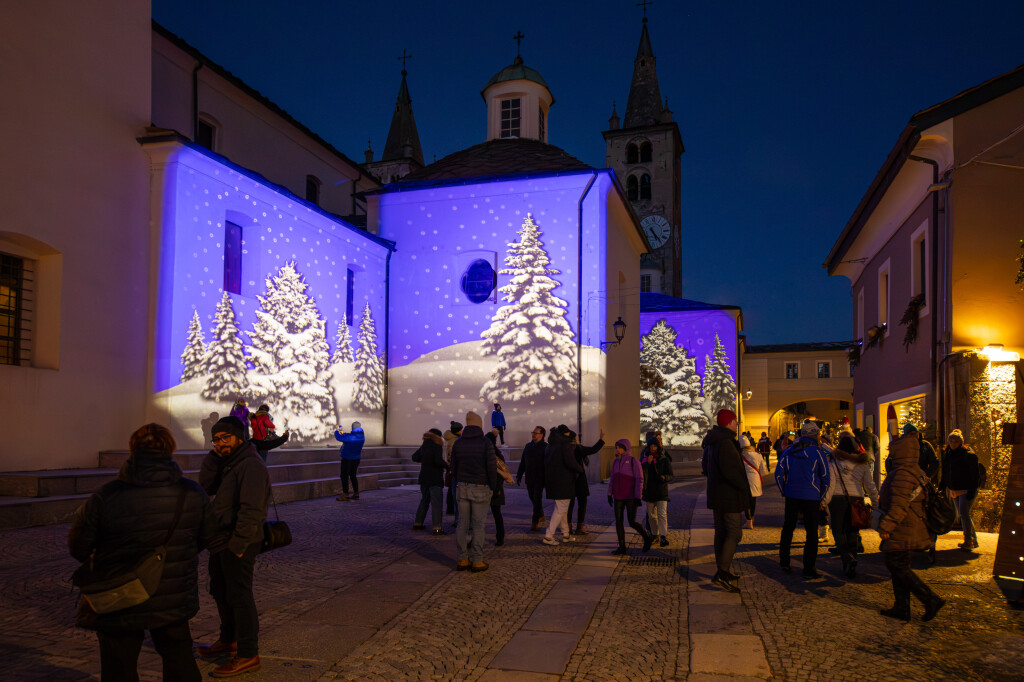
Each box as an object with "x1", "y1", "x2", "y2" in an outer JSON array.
[
  {"x1": 958, "y1": 490, "x2": 977, "y2": 544},
  {"x1": 456, "y1": 484, "x2": 492, "y2": 563},
  {"x1": 415, "y1": 484, "x2": 443, "y2": 529}
]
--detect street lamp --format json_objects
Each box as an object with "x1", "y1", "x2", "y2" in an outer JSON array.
[{"x1": 600, "y1": 316, "x2": 627, "y2": 349}]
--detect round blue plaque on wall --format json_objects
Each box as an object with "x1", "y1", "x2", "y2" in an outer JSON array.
[{"x1": 461, "y1": 259, "x2": 496, "y2": 303}]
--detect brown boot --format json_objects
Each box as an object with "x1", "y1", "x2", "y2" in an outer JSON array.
[
  {"x1": 336, "y1": 493, "x2": 349, "y2": 501},
  {"x1": 530, "y1": 519, "x2": 539, "y2": 531},
  {"x1": 575, "y1": 525, "x2": 589, "y2": 535}
]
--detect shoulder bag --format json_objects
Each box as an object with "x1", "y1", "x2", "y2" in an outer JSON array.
[
  {"x1": 72, "y1": 484, "x2": 187, "y2": 614},
  {"x1": 834, "y1": 462, "x2": 872, "y2": 529},
  {"x1": 911, "y1": 473, "x2": 957, "y2": 536},
  {"x1": 261, "y1": 488, "x2": 292, "y2": 553}
]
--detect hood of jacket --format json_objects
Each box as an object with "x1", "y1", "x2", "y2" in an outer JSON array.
[
  {"x1": 423, "y1": 431, "x2": 444, "y2": 446},
  {"x1": 888, "y1": 432, "x2": 920, "y2": 468},
  {"x1": 118, "y1": 451, "x2": 184, "y2": 487},
  {"x1": 615, "y1": 438, "x2": 633, "y2": 459},
  {"x1": 443, "y1": 430, "x2": 459, "y2": 443},
  {"x1": 701, "y1": 425, "x2": 736, "y2": 449},
  {"x1": 786, "y1": 437, "x2": 821, "y2": 459}
]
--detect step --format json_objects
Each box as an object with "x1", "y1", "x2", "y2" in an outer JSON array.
[
  {"x1": 0, "y1": 469, "x2": 120, "y2": 498},
  {"x1": 98, "y1": 446, "x2": 423, "y2": 470}
]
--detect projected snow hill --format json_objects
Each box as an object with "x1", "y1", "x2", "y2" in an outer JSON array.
[{"x1": 166, "y1": 262, "x2": 384, "y2": 445}]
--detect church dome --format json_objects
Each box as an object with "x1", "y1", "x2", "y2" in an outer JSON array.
[{"x1": 481, "y1": 56, "x2": 552, "y2": 100}]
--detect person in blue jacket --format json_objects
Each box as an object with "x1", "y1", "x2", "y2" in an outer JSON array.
[
  {"x1": 774, "y1": 420, "x2": 831, "y2": 580},
  {"x1": 335, "y1": 421, "x2": 365, "y2": 501},
  {"x1": 491, "y1": 403, "x2": 506, "y2": 445}
]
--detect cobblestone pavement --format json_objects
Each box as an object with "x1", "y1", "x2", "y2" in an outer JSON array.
[{"x1": 0, "y1": 474, "x2": 1021, "y2": 680}]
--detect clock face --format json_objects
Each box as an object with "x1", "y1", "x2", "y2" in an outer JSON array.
[{"x1": 641, "y1": 215, "x2": 671, "y2": 249}]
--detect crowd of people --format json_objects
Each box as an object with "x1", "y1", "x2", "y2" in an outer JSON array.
[
  {"x1": 702, "y1": 407, "x2": 994, "y2": 621},
  {"x1": 65, "y1": 397, "x2": 1008, "y2": 679}
]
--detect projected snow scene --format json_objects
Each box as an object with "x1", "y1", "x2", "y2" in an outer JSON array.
[
  {"x1": 148, "y1": 143, "x2": 391, "y2": 448},
  {"x1": 377, "y1": 172, "x2": 615, "y2": 445},
  {"x1": 639, "y1": 309, "x2": 739, "y2": 446}
]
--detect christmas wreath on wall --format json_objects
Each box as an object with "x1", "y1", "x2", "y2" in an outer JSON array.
[{"x1": 899, "y1": 294, "x2": 926, "y2": 351}]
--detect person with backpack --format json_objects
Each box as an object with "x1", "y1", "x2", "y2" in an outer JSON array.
[
  {"x1": 939, "y1": 429, "x2": 980, "y2": 552},
  {"x1": 249, "y1": 404, "x2": 289, "y2": 462},
  {"x1": 877, "y1": 430, "x2": 945, "y2": 622},
  {"x1": 756, "y1": 432, "x2": 772, "y2": 468}
]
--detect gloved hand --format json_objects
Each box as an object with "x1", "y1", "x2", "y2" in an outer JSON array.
[{"x1": 607, "y1": 495, "x2": 613, "y2": 507}]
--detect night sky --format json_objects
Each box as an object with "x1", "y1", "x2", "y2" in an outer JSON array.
[{"x1": 152, "y1": 0, "x2": 1024, "y2": 345}]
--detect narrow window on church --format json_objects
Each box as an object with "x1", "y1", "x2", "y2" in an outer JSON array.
[
  {"x1": 223, "y1": 221, "x2": 242, "y2": 295},
  {"x1": 640, "y1": 142, "x2": 652, "y2": 162},
  {"x1": 640, "y1": 274, "x2": 651, "y2": 293},
  {"x1": 500, "y1": 98, "x2": 521, "y2": 138},
  {"x1": 196, "y1": 119, "x2": 216, "y2": 151},
  {"x1": 306, "y1": 175, "x2": 321, "y2": 206},
  {"x1": 627, "y1": 175, "x2": 638, "y2": 201},
  {"x1": 640, "y1": 174, "x2": 651, "y2": 200},
  {"x1": 538, "y1": 105, "x2": 545, "y2": 142},
  {"x1": 626, "y1": 144, "x2": 638, "y2": 164},
  {"x1": 346, "y1": 267, "x2": 355, "y2": 323}
]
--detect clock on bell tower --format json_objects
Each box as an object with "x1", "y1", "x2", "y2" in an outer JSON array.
[{"x1": 602, "y1": 12, "x2": 684, "y2": 297}]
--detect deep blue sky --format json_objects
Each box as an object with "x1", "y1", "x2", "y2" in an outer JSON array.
[{"x1": 153, "y1": 0, "x2": 1024, "y2": 345}]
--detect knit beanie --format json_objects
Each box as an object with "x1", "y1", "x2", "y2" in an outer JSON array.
[
  {"x1": 948, "y1": 428, "x2": 964, "y2": 443},
  {"x1": 716, "y1": 409, "x2": 737, "y2": 428},
  {"x1": 465, "y1": 412, "x2": 483, "y2": 428},
  {"x1": 211, "y1": 416, "x2": 246, "y2": 441},
  {"x1": 428, "y1": 428, "x2": 443, "y2": 437},
  {"x1": 450, "y1": 421, "x2": 463, "y2": 434},
  {"x1": 902, "y1": 422, "x2": 919, "y2": 435},
  {"x1": 799, "y1": 420, "x2": 820, "y2": 437}
]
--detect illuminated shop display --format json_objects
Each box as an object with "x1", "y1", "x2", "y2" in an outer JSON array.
[
  {"x1": 378, "y1": 172, "x2": 614, "y2": 445},
  {"x1": 639, "y1": 309, "x2": 738, "y2": 445},
  {"x1": 150, "y1": 144, "x2": 391, "y2": 447}
]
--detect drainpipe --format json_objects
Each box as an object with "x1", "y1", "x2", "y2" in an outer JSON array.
[
  {"x1": 383, "y1": 247, "x2": 392, "y2": 443},
  {"x1": 909, "y1": 154, "x2": 940, "y2": 430},
  {"x1": 191, "y1": 62, "x2": 203, "y2": 141},
  {"x1": 576, "y1": 173, "x2": 598, "y2": 439},
  {"x1": 351, "y1": 171, "x2": 362, "y2": 218}
]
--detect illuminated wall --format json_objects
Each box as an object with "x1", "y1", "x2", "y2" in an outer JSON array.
[
  {"x1": 145, "y1": 141, "x2": 391, "y2": 448},
  {"x1": 377, "y1": 172, "x2": 616, "y2": 445},
  {"x1": 639, "y1": 309, "x2": 739, "y2": 446}
]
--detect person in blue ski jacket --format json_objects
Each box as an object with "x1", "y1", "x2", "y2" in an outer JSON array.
[
  {"x1": 774, "y1": 420, "x2": 831, "y2": 579},
  {"x1": 491, "y1": 403, "x2": 507, "y2": 445},
  {"x1": 335, "y1": 422, "x2": 365, "y2": 501}
]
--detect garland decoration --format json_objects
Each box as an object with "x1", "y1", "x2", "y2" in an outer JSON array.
[{"x1": 899, "y1": 294, "x2": 926, "y2": 351}]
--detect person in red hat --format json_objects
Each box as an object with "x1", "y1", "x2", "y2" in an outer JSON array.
[{"x1": 701, "y1": 409, "x2": 750, "y2": 593}]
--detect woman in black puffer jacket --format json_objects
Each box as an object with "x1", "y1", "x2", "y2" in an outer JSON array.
[
  {"x1": 68, "y1": 424, "x2": 213, "y2": 681},
  {"x1": 939, "y1": 428, "x2": 980, "y2": 551}
]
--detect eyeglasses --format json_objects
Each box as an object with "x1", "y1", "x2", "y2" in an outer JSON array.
[
  {"x1": 211, "y1": 434, "x2": 236, "y2": 444},
  {"x1": 532, "y1": 431, "x2": 543, "y2": 435}
]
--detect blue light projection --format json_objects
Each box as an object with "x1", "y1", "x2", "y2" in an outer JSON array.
[
  {"x1": 377, "y1": 172, "x2": 612, "y2": 445},
  {"x1": 152, "y1": 144, "x2": 391, "y2": 446},
  {"x1": 638, "y1": 309, "x2": 739, "y2": 446}
]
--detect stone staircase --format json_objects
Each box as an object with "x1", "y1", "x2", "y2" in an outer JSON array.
[{"x1": 0, "y1": 445, "x2": 430, "y2": 530}]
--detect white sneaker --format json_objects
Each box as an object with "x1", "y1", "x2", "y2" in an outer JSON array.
[{"x1": 542, "y1": 537, "x2": 559, "y2": 546}]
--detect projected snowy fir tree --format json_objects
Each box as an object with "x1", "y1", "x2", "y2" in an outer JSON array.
[
  {"x1": 640, "y1": 320, "x2": 710, "y2": 446},
  {"x1": 200, "y1": 292, "x2": 249, "y2": 402},
  {"x1": 180, "y1": 310, "x2": 207, "y2": 382},
  {"x1": 702, "y1": 334, "x2": 737, "y2": 420},
  {"x1": 177, "y1": 263, "x2": 384, "y2": 443},
  {"x1": 248, "y1": 262, "x2": 336, "y2": 441},
  {"x1": 353, "y1": 303, "x2": 384, "y2": 411},
  {"x1": 480, "y1": 213, "x2": 577, "y2": 401}
]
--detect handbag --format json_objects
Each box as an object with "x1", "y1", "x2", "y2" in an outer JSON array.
[
  {"x1": 261, "y1": 488, "x2": 292, "y2": 553},
  {"x1": 72, "y1": 484, "x2": 187, "y2": 614},
  {"x1": 834, "y1": 461, "x2": 872, "y2": 529},
  {"x1": 911, "y1": 474, "x2": 957, "y2": 536}
]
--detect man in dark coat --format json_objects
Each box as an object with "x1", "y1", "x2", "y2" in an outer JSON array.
[
  {"x1": 516, "y1": 425, "x2": 548, "y2": 530},
  {"x1": 775, "y1": 420, "x2": 831, "y2": 580},
  {"x1": 567, "y1": 429, "x2": 604, "y2": 536},
  {"x1": 196, "y1": 416, "x2": 270, "y2": 677},
  {"x1": 702, "y1": 409, "x2": 750, "y2": 593},
  {"x1": 542, "y1": 425, "x2": 584, "y2": 545},
  {"x1": 68, "y1": 423, "x2": 212, "y2": 682},
  {"x1": 451, "y1": 412, "x2": 498, "y2": 572},
  {"x1": 412, "y1": 428, "x2": 448, "y2": 534}
]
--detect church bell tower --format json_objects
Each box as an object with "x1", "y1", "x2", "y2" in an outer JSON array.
[{"x1": 602, "y1": 12, "x2": 684, "y2": 297}]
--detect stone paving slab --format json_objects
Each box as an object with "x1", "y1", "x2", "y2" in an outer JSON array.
[
  {"x1": 478, "y1": 668, "x2": 562, "y2": 681},
  {"x1": 488, "y1": 630, "x2": 580, "y2": 674},
  {"x1": 299, "y1": 592, "x2": 410, "y2": 627},
  {"x1": 689, "y1": 603, "x2": 753, "y2": 634},
  {"x1": 522, "y1": 598, "x2": 598, "y2": 635},
  {"x1": 691, "y1": 633, "x2": 772, "y2": 677}
]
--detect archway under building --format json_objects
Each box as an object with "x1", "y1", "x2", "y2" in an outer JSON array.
[{"x1": 767, "y1": 398, "x2": 852, "y2": 442}]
